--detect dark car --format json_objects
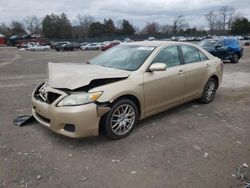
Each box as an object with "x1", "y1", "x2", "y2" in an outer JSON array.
[
  {"x1": 52, "y1": 41, "x2": 70, "y2": 49},
  {"x1": 55, "y1": 43, "x2": 80, "y2": 51},
  {"x1": 198, "y1": 37, "x2": 243, "y2": 63}
]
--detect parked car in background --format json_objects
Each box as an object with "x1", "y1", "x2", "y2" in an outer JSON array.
[
  {"x1": 101, "y1": 40, "x2": 121, "y2": 51},
  {"x1": 178, "y1": 36, "x2": 187, "y2": 42},
  {"x1": 124, "y1": 38, "x2": 133, "y2": 43},
  {"x1": 27, "y1": 45, "x2": 51, "y2": 51},
  {"x1": 198, "y1": 37, "x2": 243, "y2": 63},
  {"x1": 51, "y1": 41, "x2": 70, "y2": 49},
  {"x1": 17, "y1": 42, "x2": 40, "y2": 49},
  {"x1": 32, "y1": 41, "x2": 223, "y2": 139},
  {"x1": 0, "y1": 34, "x2": 6, "y2": 45},
  {"x1": 194, "y1": 37, "x2": 203, "y2": 41},
  {"x1": 171, "y1": 36, "x2": 178, "y2": 41},
  {"x1": 235, "y1": 35, "x2": 244, "y2": 40},
  {"x1": 148, "y1": 36, "x2": 156, "y2": 41},
  {"x1": 80, "y1": 43, "x2": 100, "y2": 50},
  {"x1": 55, "y1": 43, "x2": 80, "y2": 51}
]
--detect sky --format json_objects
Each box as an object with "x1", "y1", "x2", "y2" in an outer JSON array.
[{"x1": 0, "y1": 0, "x2": 250, "y2": 29}]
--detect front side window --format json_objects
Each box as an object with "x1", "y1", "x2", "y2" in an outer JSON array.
[
  {"x1": 152, "y1": 46, "x2": 181, "y2": 67},
  {"x1": 181, "y1": 45, "x2": 201, "y2": 64}
]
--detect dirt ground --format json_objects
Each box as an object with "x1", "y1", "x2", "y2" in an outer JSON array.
[{"x1": 0, "y1": 46, "x2": 250, "y2": 188}]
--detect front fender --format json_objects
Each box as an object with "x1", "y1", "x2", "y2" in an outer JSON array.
[{"x1": 90, "y1": 73, "x2": 144, "y2": 115}]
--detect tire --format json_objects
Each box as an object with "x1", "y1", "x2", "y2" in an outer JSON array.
[
  {"x1": 102, "y1": 99, "x2": 138, "y2": 139},
  {"x1": 230, "y1": 53, "x2": 240, "y2": 63},
  {"x1": 199, "y1": 77, "x2": 218, "y2": 104}
]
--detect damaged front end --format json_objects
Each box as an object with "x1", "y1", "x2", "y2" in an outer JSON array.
[
  {"x1": 31, "y1": 62, "x2": 131, "y2": 137},
  {"x1": 33, "y1": 81, "x2": 114, "y2": 118}
]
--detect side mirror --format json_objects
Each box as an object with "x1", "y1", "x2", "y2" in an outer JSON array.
[{"x1": 149, "y1": 63, "x2": 167, "y2": 72}]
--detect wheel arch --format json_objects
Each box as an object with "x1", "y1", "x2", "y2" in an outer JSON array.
[
  {"x1": 210, "y1": 75, "x2": 219, "y2": 88},
  {"x1": 112, "y1": 94, "x2": 141, "y2": 118},
  {"x1": 98, "y1": 94, "x2": 142, "y2": 136}
]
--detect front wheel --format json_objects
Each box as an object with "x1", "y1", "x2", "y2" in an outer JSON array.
[
  {"x1": 103, "y1": 99, "x2": 138, "y2": 139},
  {"x1": 199, "y1": 78, "x2": 218, "y2": 104}
]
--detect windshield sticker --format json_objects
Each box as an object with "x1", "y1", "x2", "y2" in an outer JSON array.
[{"x1": 137, "y1": 47, "x2": 154, "y2": 51}]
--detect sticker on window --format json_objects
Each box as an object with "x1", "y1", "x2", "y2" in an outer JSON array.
[{"x1": 137, "y1": 47, "x2": 154, "y2": 51}]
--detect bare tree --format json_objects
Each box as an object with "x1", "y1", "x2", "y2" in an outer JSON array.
[
  {"x1": 172, "y1": 15, "x2": 188, "y2": 34},
  {"x1": 142, "y1": 22, "x2": 159, "y2": 34},
  {"x1": 24, "y1": 16, "x2": 41, "y2": 34},
  {"x1": 160, "y1": 24, "x2": 173, "y2": 34},
  {"x1": 76, "y1": 15, "x2": 94, "y2": 38},
  {"x1": 0, "y1": 23, "x2": 10, "y2": 36},
  {"x1": 10, "y1": 21, "x2": 26, "y2": 35},
  {"x1": 205, "y1": 11, "x2": 218, "y2": 34},
  {"x1": 219, "y1": 6, "x2": 235, "y2": 31}
]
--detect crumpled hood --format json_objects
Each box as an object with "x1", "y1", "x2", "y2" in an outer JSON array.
[{"x1": 48, "y1": 62, "x2": 131, "y2": 90}]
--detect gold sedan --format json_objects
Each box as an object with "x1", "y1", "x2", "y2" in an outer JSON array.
[{"x1": 32, "y1": 41, "x2": 223, "y2": 139}]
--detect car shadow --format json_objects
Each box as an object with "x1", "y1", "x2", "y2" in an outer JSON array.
[
  {"x1": 36, "y1": 100, "x2": 200, "y2": 147},
  {"x1": 136, "y1": 101, "x2": 197, "y2": 129}
]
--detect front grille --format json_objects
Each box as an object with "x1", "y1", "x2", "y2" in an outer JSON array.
[
  {"x1": 47, "y1": 92, "x2": 61, "y2": 104},
  {"x1": 34, "y1": 83, "x2": 61, "y2": 104}
]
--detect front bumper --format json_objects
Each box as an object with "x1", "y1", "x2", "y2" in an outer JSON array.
[{"x1": 32, "y1": 84, "x2": 109, "y2": 138}]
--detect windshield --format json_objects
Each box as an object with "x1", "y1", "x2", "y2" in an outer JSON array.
[
  {"x1": 198, "y1": 39, "x2": 220, "y2": 48},
  {"x1": 90, "y1": 45, "x2": 155, "y2": 71}
]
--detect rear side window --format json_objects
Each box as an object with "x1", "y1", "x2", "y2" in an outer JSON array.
[
  {"x1": 181, "y1": 46, "x2": 201, "y2": 64},
  {"x1": 198, "y1": 51, "x2": 208, "y2": 61},
  {"x1": 152, "y1": 45, "x2": 181, "y2": 67}
]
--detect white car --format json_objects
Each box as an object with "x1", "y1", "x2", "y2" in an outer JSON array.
[
  {"x1": 178, "y1": 37, "x2": 187, "y2": 42},
  {"x1": 80, "y1": 43, "x2": 100, "y2": 50},
  {"x1": 27, "y1": 45, "x2": 51, "y2": 51}
]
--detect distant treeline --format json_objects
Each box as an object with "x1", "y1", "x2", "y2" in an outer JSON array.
[{"x1": 0, "y1": 6, "x2": 249, "y2": 39}]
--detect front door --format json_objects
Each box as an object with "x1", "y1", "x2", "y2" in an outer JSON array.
[{"x1": 143, "y1": 45, "x2": 186, "y2": 114}]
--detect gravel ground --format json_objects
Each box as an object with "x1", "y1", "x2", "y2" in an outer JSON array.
[{"x1": 0, "y1": 46, "x2": 249, "y2": 188}]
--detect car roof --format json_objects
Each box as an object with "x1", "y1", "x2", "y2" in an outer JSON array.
[
  {"x1": 207, "y1": 37, "x2": 237, "y2": 41},
  {"x1": 122, "y1": 41, "x2": 193, "y2": 47}
]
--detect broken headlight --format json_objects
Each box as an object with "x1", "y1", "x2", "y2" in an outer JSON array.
[{"x1": 57, "y1": 92, "x2": 103, "y2": 106}]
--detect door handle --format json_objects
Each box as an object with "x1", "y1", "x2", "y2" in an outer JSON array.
[
  {"x1": 178, "y1": 70, "x2": 184, "y2": 75},
  {"x1": 206, "y1": 64, "x2": 211, "y2": 68}
]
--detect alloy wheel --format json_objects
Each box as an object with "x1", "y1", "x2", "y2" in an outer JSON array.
[
  {"x1": 205, "y1": 80, "x2": 217, "y2": 102},
  {"x1": 110, "y1": 104, "x2": 135, "y2": 136}
]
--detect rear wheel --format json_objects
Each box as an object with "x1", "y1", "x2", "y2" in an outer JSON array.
[
  {"x1": 103, "y1": 99, "x2": 138, "y2": 139},
  {"x1": 230, "y1": 53, "x2": 239, "y2": 63},
  {"x1": 199, "y1": 78, "x2": 218, "y2": 104}
]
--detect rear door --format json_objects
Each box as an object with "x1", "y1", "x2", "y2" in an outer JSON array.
[
  {"x1": 180, "y1": 45, "x2": 210, "y2": 100},
  {"x1": 213, "y1": 40, "x2": 229, "y2": 59},
  {"x1": 143, "y1": 45, "x2": 186, "y2": 114}
]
